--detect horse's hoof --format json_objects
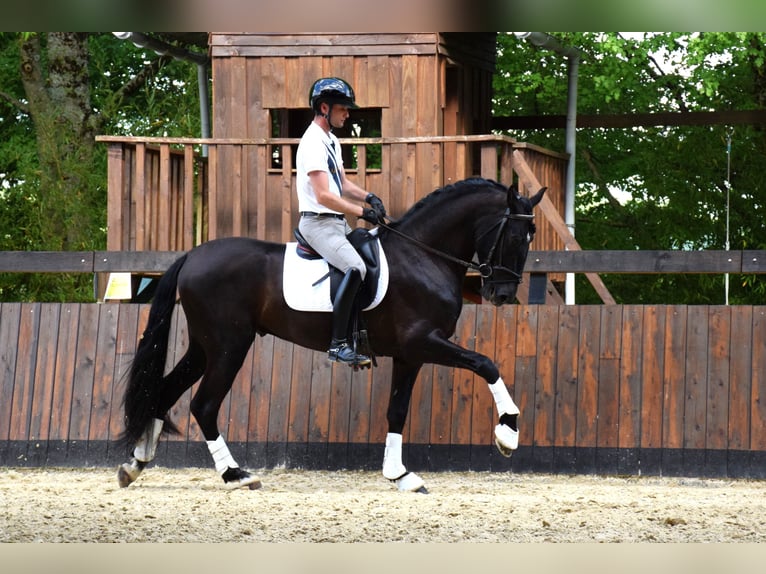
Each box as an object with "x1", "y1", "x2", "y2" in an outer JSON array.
[
  {"x1": 494, "y1": 423, "x2": 518, "y2": 458},
  {"x1": 222, "y1": 467, "x2": 262, "y2": 490},
  {"x1": 394, "y1": 472, "x2": 427, "y2": 493},
  {"x1": 117, "y1": 465, "x2": 134, "y2": 488},
  {"x1": 494, "y1": 438, "x2": 513, "y2": 458},
  {"x1": 117, "y1": 459, "x2": 145, "y2": 488}
]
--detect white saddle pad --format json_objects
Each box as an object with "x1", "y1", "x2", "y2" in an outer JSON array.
[{"x1": 282, "y1": 238, "x2": 389, "y2": 312}]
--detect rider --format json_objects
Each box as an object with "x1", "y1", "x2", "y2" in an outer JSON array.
[{"x1": 296, "y1": 77, "x2": 387, "y2": 366}]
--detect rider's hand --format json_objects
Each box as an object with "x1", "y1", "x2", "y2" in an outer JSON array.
[
  {"x1": 361, "y1": 207, "x2": 383, "y2": 225},
  {"x1": 365, "y1": 193, "x2": 387, "y2": 220}
]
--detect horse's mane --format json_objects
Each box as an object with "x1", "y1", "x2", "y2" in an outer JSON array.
[{"x1": 389, "y1": 177, "x2": 508, "y2": 228}]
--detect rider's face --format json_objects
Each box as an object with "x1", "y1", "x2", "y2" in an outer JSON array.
[{"x1": 328, "y1": 104, "x2": 349, "y2": 129}]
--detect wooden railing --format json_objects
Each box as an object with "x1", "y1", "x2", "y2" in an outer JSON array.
[
  {"x1": 2, "y1": 249, "x2": 764, "y2": 306},
  {"x1": 97, "y1": 134, "x2": 579, "y2": 302},
  {"x1": 89, "y1": 135, "x2": 766, "y2": 304},
  {"x1": 96, "y1": 135, "x2": 568, "y2": 251},
  {"x1": 3, "y1": 251, "x2": 765, "y2": 475},
  {"x1": 102, "y1": 139, "x2": 208, "y2": 252},
  {"x1": 2, "y1": 249, "x2": 764, "y2": 275}
]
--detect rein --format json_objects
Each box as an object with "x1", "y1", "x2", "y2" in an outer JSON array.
[{"x1": 377, "y1": 209, "x2": 535, "y2": 282}]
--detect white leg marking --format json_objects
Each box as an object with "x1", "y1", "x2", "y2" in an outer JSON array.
[
  {"x1": 382, "y1": 432, "x2": 426, "y2": 491},
  {"x1": 395, "y1": 472, "x2": 426, "y2": 492},
  {"x1": 382, "y1": 432, "x2": 407, "y2": 480},
  {"x1": 133, "y1": 418, "x2": 164, "y2": 462},
  {"x1": 494, "y1": 424, "x2": 519, "y2": 455},
  {"x1": 489, "y1": 377, "x2": 519, "y2": 417},
  {"x1": 207, "y1": 435, "x2": 239, "y2": 475},
  {"x1": 490, "y1": 378, "x2": 519, "y2": 456}
]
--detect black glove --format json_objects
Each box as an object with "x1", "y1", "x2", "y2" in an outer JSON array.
[
  {"x1": 361, "y1": 207, "x2": 383, "y2": 225},
  {"x1": 365, "y1": 193, "x2": 387, "y2": 220}
]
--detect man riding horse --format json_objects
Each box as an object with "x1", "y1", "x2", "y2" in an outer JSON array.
[{"x1": 296, "y1": 77, "x2": 387, "y2": 367}]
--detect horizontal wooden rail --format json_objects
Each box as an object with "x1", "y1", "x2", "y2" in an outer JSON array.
[
  {"x1": 1, "y1": 250, "x2": 765, "y2": 274},
  {"x1": 523, "y1": 250, "x2": 766, "y2": 274},
  {"x1": 0, "y1": 251, "x2": 184, "y2": 273}
]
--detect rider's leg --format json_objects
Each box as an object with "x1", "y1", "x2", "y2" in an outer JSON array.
[
  {"x1": 298, "y1": 216, "x2": 370, "y2": 365},
  {"x1": 327, "y1": 268, "x2": 370, "y2": 365}
]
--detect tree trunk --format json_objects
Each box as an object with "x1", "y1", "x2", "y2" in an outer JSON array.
[{"x1": 19, "y1": 32, "x2": 99, "y2": 250}]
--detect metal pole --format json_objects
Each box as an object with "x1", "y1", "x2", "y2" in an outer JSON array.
[
  {"x1": 564, "y1": 53, "x2": 579, "y2": 305},
  {"x1": 198, "y1": 63, "x2": 211, "y2": 157},
  {"x1": 725, "y1": 128, "x2": 733, "y2": 305},
  {"x1": 514, "y1": 33, "x2": 582, "y2": 304}
]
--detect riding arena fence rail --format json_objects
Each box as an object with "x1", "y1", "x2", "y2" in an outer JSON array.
[{"x1": 1, "y1": 249, "x2": 765, "y2": 478}]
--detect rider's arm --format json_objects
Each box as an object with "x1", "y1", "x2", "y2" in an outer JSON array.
[
  {"x1": 309, "y1": 170, "x2": 365, "y2": 217},
  {"x1": 340, "y1": 172, "x2": 370, "y2": 203}
]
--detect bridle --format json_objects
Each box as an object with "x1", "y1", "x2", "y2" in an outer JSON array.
[
  {"x1": 475, "y1": 208, "x2": 536, "y2": 287},
  {"x1": 377, "y1": 208, "x2": 535, "y2": 286}
]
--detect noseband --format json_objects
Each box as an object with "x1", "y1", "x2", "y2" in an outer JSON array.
[{"x1": 379, "y1": 208, "x2": 535, "y2": 284}]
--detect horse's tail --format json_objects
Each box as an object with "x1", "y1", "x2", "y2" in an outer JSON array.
[{"x1": 119, "y1": 253, "x2": 188, "y2": 448}]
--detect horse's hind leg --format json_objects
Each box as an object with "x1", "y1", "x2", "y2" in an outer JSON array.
[
  {"x1": 118, "y1": 344, "x2": 206, "y2": 488},
  {"x1": 190, "y1": 341, "x2": 261, "y2": 490},
  {"x1": 383, "y1": 359, "x2": 428, "y2": 493}
]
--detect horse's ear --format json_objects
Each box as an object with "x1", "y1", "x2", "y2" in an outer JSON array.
[
  {"x1": 530, "y1": 186, "x2": 547, "y2": 207},
  {"x1": 507, "y1": 183, "x2": 520, "y2": 208},
  {"x1": 507, "y1": 183, "x2": 545, "y2": 209}
]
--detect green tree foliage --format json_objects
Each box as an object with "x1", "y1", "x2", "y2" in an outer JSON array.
[
  {"x1": 494, "y1": 32, "x2": 766, "y2": 304},
  {"x1": 0, "y1": 32, "x2": 204, "y2": 301}
]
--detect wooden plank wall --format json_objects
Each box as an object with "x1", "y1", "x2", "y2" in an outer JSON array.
[
  {"x1": 208, "y1": 35, "x2": 496, "y2": 241},
  {"x1": 106, "y1": 143, "x2": 205, "y2": 252},
  {"x1": 210, "y1": 51, "x2": 444, "y2": 241},
  {"x1": 2, "y1": 302, "x2": 765, "y2": 478}
]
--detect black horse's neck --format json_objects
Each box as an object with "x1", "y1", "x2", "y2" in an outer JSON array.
[{"x1": 387, "y1": 178, "x2": 509, "y2": 261}]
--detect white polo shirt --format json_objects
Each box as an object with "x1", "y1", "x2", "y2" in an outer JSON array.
[{"x1": 296, "y1": 122, "x2": 344, "y2": 214}]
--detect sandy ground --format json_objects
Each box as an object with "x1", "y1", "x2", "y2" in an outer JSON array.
[{"x1": 1, "y1": 466, "x2": 766, "y2": 543}]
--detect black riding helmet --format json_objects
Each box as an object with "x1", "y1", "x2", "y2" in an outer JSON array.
[{"x1": 309, "y1": 77, "x2": 359, "y2": 114}]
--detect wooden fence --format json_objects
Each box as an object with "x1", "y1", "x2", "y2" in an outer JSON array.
[
  {"x1": 96, "y1": 135, "x2": 568, "y2": 254},
  {"x1": 2, "y1": 248, "x2": 765, "y2": 477},
  {"x1": 2, "y1": 301, "x2": 764, "y2": 477},
  {"x1": 1, "y1": 249, "x2": 762, "y2": 275}
]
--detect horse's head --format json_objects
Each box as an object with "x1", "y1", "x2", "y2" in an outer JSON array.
[{"x1": 477, "y1": 184, "x2": 546, "y2": 305}]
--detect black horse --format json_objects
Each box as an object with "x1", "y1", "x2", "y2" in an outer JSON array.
[{"x1": 118, "y1": 177, "x2": 545, "y2": 492}]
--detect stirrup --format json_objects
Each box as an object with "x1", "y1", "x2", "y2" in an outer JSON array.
[{"x1": 328, "y1": 341, "x2": 371, "y2": 366}]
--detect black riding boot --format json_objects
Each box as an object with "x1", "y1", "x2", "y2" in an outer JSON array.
[{"x1": 328, "y1": 268, "x2": 371, "y2": 366}]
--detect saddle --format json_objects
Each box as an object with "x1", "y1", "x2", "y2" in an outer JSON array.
[{"x1": 293, "y1": 227, "x2": 382, "y2": 310}]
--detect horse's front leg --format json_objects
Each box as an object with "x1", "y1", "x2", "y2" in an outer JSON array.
[
  {"x1": 384, "y1": 358, "x2": 428, "y2": 493},
  {"x1": 422, "y1": 333, "x2": 520, "y2": 458},
  {"x1": 489, "y1": 377, "x2": 520, "y2": 457}
]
